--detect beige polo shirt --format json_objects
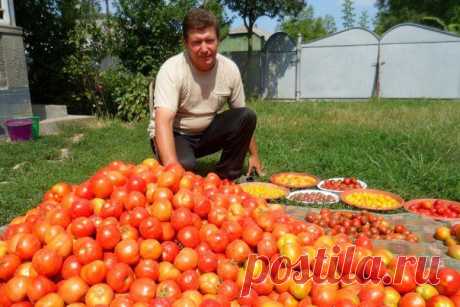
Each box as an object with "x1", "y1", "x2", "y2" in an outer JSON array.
[{"x1": 148, "y1": 52, "x2": 245, "y2": 138}]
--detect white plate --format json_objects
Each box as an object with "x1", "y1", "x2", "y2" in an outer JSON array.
[
  {"x1": 317, "y1": 177, "x2": 367, "y2": 194},
  {"x1": 287, "y1": 189, "x2": 340, "y2": 205}
]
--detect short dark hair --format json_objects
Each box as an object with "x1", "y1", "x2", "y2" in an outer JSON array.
[{"x1": 182, "y1": 8, "x2": 219, "y2": 40}]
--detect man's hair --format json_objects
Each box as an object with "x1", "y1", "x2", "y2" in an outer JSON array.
[{"x1": 182, "y1": 8, "x2": 219, "y2": 41}]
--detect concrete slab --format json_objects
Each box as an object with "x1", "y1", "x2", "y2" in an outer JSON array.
[{"x1": 40, "y1": 115, "x2": 96, "y2": 135}]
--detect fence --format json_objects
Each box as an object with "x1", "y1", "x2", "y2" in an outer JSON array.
[{"x1": 223, "y1": 23, "x2": 460, "y2": 100}]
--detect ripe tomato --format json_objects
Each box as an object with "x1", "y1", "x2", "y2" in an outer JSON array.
[
  {"x1": 32, "y1": 248, "x2": 63, "y2": 277},
  {"x1": 158, "y1": 261, "x2": 181, "y2": 282},
  {"x1": 174, "y1": 247, "x2": 199, "y2": 271},
  {"x1": 85, "y1": 283, "x2": 114, "y2": 307},
  {"x1": 435, "y1": 268, "x2": 460, "y2": 296},
  {"x1": 135, "y1": 259, "x2": 159, "y2": 280},
  {"x1": 80, "y1": 260, "x2": 107, "y2": 285},
  {"x1": 221, "y1": 220, "x2": 243, "y2": 242},
  {"x1": 57, "y1": 276, "x2": 88, "y2": 304},
  {"x1": 106, "y1": 262, "x2": 135, "y2": 293},
  {"x1": 177, "y1": 270, "x2": 200, "y2": 291},
  {"x1": 96, "y1": 223, "x2": 121, "y2": 250},
  {"x1": 90, "y1": 175, "x2": 113, "y2": 199},
  {"x1": 193, "y1": 193, "x2": 211, "y2": 218},
  {"x1": 242, "y1": 224, "x2": 263, "y2": 246},
  {"x1": 226, "y1": 239, "x2": 251, "y2": 263},
  {"x1": 207, "y1": 230, "x2": 229, "y2": 253},
  {"x1": 5, "y1": 275, "x2": 28, "y2": 302},
  {"x1": 70, "y1": 199, "x2": 93, "y2": 218},
  {"x1": 198, "y1": 251, "x2": 218, "y2": 273},
  {"x1": 156, "y1": 280, "x2": 181, "y2": 302},
  {"x1": 218, "y1": 280, "x2": 239, "y2": 301},
  {"x1": 161, "y1": 241, "x2": 180, "y2": 262},
  {"x1": 139, "y1": 217, "x2": 162, "y2": 240},
  {"x1": 149, "y1": 199, "x2": 173, "y2": 221},
  {"x1": 161, "y1": 222, "x2": 176, "y2": 241},
  {"x1": 199, "y1": 272, "x2": 221, "y2": 295},
  {"x1": 35, "y1": 293, "x2": 64, "y2": 307},
  {"x1": 130, "y1": 278, "x2": 157, "y2": 303},
  {"x1": 126, "y1": 176, "x2": 147, "y2": 193},
  {"x1": 125, "y1": 191, "x2": 146, "y2": 210},
  {"x1": 128, "y1": 207, "x2": 149, "y2": 228},
  {"x1": 399, "y1": 292, "x2": 426, "y2": 307},
  {"x1": 73, "y1": 237, "x2": 103, "y2": 265},
  {"x1": 217, "y1": 258, "x2": 239, "y2": 281},
  {"x1": 26, "y1": 275, "x2": 57, "y2": 302},
  {"x1": 171, "y1": 208, "x2": 193, "y2": 230},
  {"x1": 70, "y1": 217, "x2": 96, "y2": 238},
  {"x1": 61, "y1": 255, "x2": 82, "y2": 279},
  {"x1": 115, "y1": 239, "x2": 140, "y2": 265},
  {"x1": 14, "y1": 233, "x2": 41, "y2": 261},
  {"x1": 172, "y1": 188, "x2": 194, "y2": 209},
  {"x1": 177, "y1": 226, "x2": 200, "y2": 248}
]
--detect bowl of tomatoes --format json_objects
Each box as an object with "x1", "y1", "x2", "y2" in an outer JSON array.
[
  {"x1": 404, "y1": 199, "x2": 460, "y2": 221},
  {"x1": 317, "y1": 177, "x2": 367, "y2": 194}
]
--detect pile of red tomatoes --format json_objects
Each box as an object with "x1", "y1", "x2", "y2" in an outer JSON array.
[{"x1": 0, "y1": 159, "x2": 460, "y2": 307}]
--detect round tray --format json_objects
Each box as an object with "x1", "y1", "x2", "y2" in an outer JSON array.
[
  {"x1": 270, "y1": 172, "x2": 320, "y2": 189},
  {"x1": 239, "y1": 182, "x2": 289, "y2": 200},
  {"x1": 287, "y1": 189, "x2": 339, "y2": 205},
  {"x1": 404, "y1": 199, "x2": 460, "y2": 221},
  {"x1": 317, "y1": 177, "x2": 367, "y2": 193},
  {"x1": 340, "y1": 188, "x2": 404, "y2": 211}
]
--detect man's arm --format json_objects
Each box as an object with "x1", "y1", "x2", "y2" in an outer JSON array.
[
  {"x1": 247, "y1": 135, "x2": 264, "y2": 176},
  {"x1": 154, "y1": 107, "x2": 179, "y2": 166}
]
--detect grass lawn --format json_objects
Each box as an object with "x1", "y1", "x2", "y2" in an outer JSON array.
[{"x1": 1, "y1": 99, "x2": 459, "y2": 225}]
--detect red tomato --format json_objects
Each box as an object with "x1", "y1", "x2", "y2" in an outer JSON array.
[
  {"x1": 61, "y1": 255, "x2": 82, "y2": 279},
  {"x1": 217, "y1": 258, "x2": 239, "y2": 281},
  {"x1": 85, "y1": 283, "x2": 114, "y2": 306},
  {"x1": 128, "y1": 207, "x2": 149, "y2": 228},
  {"x1": 70, "y1": 217, "x2": 96, "y2": 238},
  {"x1": 75, "y1": 181, "x2": 94, "y2": 199},
  {"x1": 73, "y1": 237, "x2": 103, "y2": 265},
  {"x1": 174, "y1": 248, "x2": 199, "y2": 271},
  {"x1": 171, "y1": 207, "x2": 193, "y2": 230},
  {"x1": 435, "y1": 268, "x2": 460, "y2": 296},
  {"x1": 5, "y1": 275, "x2": 28, "y2": 302},
  {"x1": 221, "y1": 220, "x2": 243, "y2": 242},
  {"x1": 198, "y1": 251, "x2": 218, "y2": 273},
  {"x1": 14, "y1": 233, "x2": 41, "y2": 261},
  {"x1": 125, "y1": 191, "x2": 146, "y2": 210},
  {"x1": 207, "y1": 230, "x2": 229, "y2": 253},
  {"x1": 218, "y1": 280, "x2": 239, "y2": 301},
  {"x1": 226, "y1": 239, "x2": 251, "y2": 263},
  {"x1": 26, "y1": 275, "x2": 57, "y2": 302},
  {"x1": 70, "y1": 199, "x2": 93, "y2": 218},
  {"x1": 32, "y1": 248, "x2": 63, "y2": 277},
  {"x1": 126, "y1": 176, "x2": 147, "y2": 193},
  {"x1": 177, "y1": 226, "x2": 200, "y2": 248},
  {"x1": 57, "y1": 276, "x2": 88, "y2": 304},
  {"x1": 177, "y1": 270, "x2": 200, "y2": 291},
  {"x1": 90, "y1": 176, "x2": 113, "y2": 199},
  {"x1": 106, "y1": 262, "x2": 135, "y2": 293},
  {"x1": 129, "y1": 278, "x2": 157, "y2": 303},
  {"x1": 156, "y1": 280, "x2": 181, "y2": 302},
  {"x1": 193, "y1": 193, "x2": 211, "y2": 217},
  {"x1": 135, "y1": 259, "x2": 159, "y2": 280},
  {"x1": 96, "y1": 223, "x2": 121, "y2": 250},
  {"x1": 139, "y1": 216, "x2": 162, "y2": 240},
  {"x1": 399, "y1": 292, "x2": 426, "y2": 307},
  {"x1": 242, "y1": 224, "x2": 263, "y2": 246},
  {"x1": 115, "y1": 239, "x2": 140, "y2": 265},
  {"x1": 80, "y1": 260, "x2": 107, "y2": 285},
  {"x1": 172, "y1": 188, "x2": 194, "y2": 209}
]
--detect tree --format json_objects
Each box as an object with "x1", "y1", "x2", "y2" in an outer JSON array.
[
  {"x1": 223, "y1": 0, "x2": 305, "y2": 57},
  {"x1": 342, "y1": 0, "x2": 356, "y2": 29},
  {"x1": 113, "y1": 0, "x2": 197, "y2": 76},
  {"x1": 358, "y1": 10, "x2": 371, "y2": 29},
  {"x1": 375, "y1": 0, "x2": 460, "y2": 34},
  {"x1": 15, "y1": 0, "x2": 82, "y2": 103},
  {"x1": 202, "y1": 0, "x2": 232, "y2": 40},
  {"x1": 281, "y1": 5, "x2": 337, "y2": 42}
]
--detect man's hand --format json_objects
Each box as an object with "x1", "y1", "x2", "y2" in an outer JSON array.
[{"x1": 247, "y1": 154, "x2": 264, "y2": 176}]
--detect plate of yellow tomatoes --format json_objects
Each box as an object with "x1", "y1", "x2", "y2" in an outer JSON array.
[{"x1": 340, "y1": 189, "x2": 404, "y2": 211}]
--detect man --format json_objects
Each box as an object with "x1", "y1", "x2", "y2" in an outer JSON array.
[{"x1": 148, "y1": 8, "x2": 263, "y2": 180}]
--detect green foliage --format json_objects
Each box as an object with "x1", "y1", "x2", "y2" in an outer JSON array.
[
  {"x1": 281, "y1": 5, "x2": 337, "y2": 43},
  {"x1": 111, "y1": 71, "x2": 150, "y2": 122},
  {"x1": 342, "y1": 0, "x2": 356, "y2": 29},
  {"x1": 15, "y1": 0, "x2": 81, "y2": 103},
  {"x1": 358, "y1": 10, "x2": 371, "y2": 30},
  {"x1": 113, "y1": 0, "x2": 197, "y2": 76},
  {"x1": 202, "y1": 0, "x2": 233, "y2": 40},
  {"x1": 375, "y1": 0, "x2": 460, "y2": 34}
]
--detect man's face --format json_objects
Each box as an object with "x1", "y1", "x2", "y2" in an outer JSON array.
[{"x1": 185, "y1": 26, "x2": 218, "y2": 72}]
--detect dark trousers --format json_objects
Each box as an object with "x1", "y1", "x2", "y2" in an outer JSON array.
[{"x1": 151, "y1": 107, "x2": 257, "y2": 180}]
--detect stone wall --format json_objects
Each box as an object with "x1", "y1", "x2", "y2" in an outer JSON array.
[{"x1": 0, "y1": 25, "x2": 32, "y2": 135}]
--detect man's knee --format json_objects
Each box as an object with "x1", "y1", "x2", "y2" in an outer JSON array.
[{"x1": 236, "y1": 108, "x2": 257, "y2": 130}]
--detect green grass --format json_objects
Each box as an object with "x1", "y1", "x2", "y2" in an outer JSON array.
[{"x1": 1, "y1": 99, "x2": 459, "y2": 225}]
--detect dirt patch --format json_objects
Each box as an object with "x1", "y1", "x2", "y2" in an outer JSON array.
[{"x1": 71, "y1": 133, "x2": 85, "y2": 143}]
